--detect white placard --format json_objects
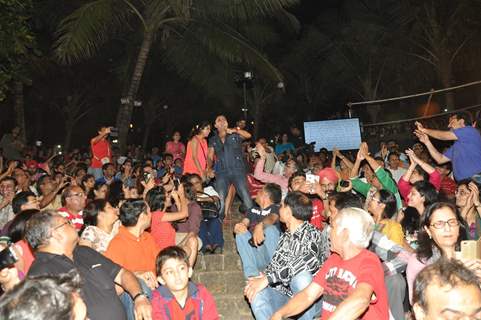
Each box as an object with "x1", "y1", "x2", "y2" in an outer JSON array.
[{"x1": 304, "y1": 118, "x2": 361, "y2": 151}]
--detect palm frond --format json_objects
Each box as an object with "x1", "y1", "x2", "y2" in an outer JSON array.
[
  {"x1": 195, "y1": 0, "x2": 299, "y2": 21},
  {"x1": 183, "y1": 20, "x2": 284, "y2": 83},
  {"x1": 54, "y1": 0, "x2": 133, "y2": 64}
]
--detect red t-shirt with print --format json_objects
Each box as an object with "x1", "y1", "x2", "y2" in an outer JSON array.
[
  {"x1": 151, "y1": 211, "x2": 176, "y2": 251},
  {"x1": 310, "y1": 198, "x2": 325, "y2": 230},
  {"x1": 314, "y1": 249, "x2": 389, "y2": 320}
]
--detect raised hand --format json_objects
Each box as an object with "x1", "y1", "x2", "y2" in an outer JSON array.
[
  {"x1": 469, "y1": 182, "x2": 481, "y2": 207},
  {"x1": 255, "y1": 143, "x2": 267, "y2": 159},
  {"x1": 414, "y1": 121, "x2": 427, "y2": 133},
  {"x1": 405, "y1": 148, "x2": 418, "y2": 166},
  {"x1": 414, "y1": 130, "x2": 430, "y2": 144}
]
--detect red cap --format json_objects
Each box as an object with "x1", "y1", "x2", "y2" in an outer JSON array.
[
  {"x1": 26, "y1": 160, "x2": 38, "y2": 169},
  {"x1": 317, "y1": 167, "x2": 339, "y2": 183}
]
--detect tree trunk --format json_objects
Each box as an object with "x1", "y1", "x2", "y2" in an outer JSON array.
[
  {"x1": 116, "y1": 29, "x2": 154, "y2": 153},
  {"x1": 64, "y1": 122, "x2": 73, "y2": 151},
  {"x1": 253, "y1": 102, "x2": 261, "y2": 140},
  {"x1": 14, "y1": 81, "x2": 27, "y2": 143},
  {"x1": 438, "y1": 54, "x2": 455, "y2": 110},
  {"x1": 142, "y1": 123, "x2": 152, "y2": 151}
]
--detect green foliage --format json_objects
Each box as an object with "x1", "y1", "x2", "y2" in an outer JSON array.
[{"x1": 0, "y1": 0, "x2": 35, "y2": 101}]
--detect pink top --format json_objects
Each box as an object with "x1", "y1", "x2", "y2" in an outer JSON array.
[
  {"x1": 398, "y1": 169, "x2": 442, "y2": 203},
  {"x1": 253, "y1": 159, "x2": 288, "y2": 195},
  {"x1": 165, "y1": 141, "x2": 185, "y2": 161},
  {"x1": 406, "y1": 254, "x2": 429, "y2": 304},
  {"x1": 183, "y1": 137, "x2": 208, "y2": 176}
]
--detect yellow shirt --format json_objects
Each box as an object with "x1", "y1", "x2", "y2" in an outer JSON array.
[{"x1": 378, "y1": 219, "x2": 405, "y2": 246}]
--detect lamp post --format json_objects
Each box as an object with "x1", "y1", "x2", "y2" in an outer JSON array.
[{"x1": 235, "y1": 71, "x2": 253, "y2": 120}]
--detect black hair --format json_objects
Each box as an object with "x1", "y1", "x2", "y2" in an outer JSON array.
[
  {"x1": 387, "y1": 152, "x2": 400, "y2": 160},
  {"x1": 452, "y1": 111, "x2": 473, "y2": 126},
  {"x1": 145, "y1": 186, "x2": 167, "y2": 212},
  {"x1": 263, "y1": 183, "x2": 282, "y2": 205},
  {"x1": 413, "y1": 165, "x2": 430, "y2": 182},
  {"x1": 12, "y1": 191, "x2": 36, "y2": 215},
  {"x1": 101, "y1": 162, "x2": 114, "y2": 171},
  {"x1": 88, "y1": 181, "x2": 107, "y2": 200},
  {"x1": 401, "y1": 206, "x2": 421, "y2": 235},
  {"x1": 416, "y1": 202, "x2": 467, "y2": 262},
  {"x1": 36, "y1": 174, "x2": 51, "y2": 192},
  {"x1": 0, "y1": 271, "x2": 82, "y2": 320},
  {"x1": 412, "y1": 181, "x2": 438, "y2": 209},
  {"x1": 437, "y1": 162, "x2": 452, "y2": 175},
  {"x1": 107, "y1": 180, "x2": 124, "y2": 208},
  {"x1": 82, "y1": 199, "x2": 109, "y2": 229},
  {"x1": 8, "y1": 209, "x2": 40, "y2": 243},
  {"x1": 81, "y1": 174, "x2": 95, "y2": 191},
  {"x1": 189, "y1": 121, "x2": 211, "y2": 140},
  {"x1": 156, "y1": 246, "x2": 190, "y2": 274},
  {"x1": 413, "y1": 257, "x2": 481, "y2": 311},
  {"x1": 377, "y1": 189, "x2": 397, "y2": 219},
  {"x1": 182, "y1": 182, "x2": 197, "y2": 202},
  {"x1": 74, "y1": 167, "x2": 86, "y2": 177},
  {"x1": 25, "y1": 210, "x2": 58, "y2": 250},
  {"x1": 288, "y1": 172, "x2": 306, "y2": 189},
  {"x1": 119, "y1": 199, "x2": 147, "y2": 227},
  {"x1": 283, "y1": 191, "x2": 312, "y2": 221},
  {"x1": 329, "y1": 192, "x2": 363, "y2": 211},
  {"x1": 163, "y1": 153, "x2": 174, "y2": 161}
]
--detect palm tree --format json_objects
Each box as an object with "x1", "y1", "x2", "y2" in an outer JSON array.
[
  {"x1": 54, "y1": 0, "x2": 299, "y2": 152},
  {"x1": 51, "y1": 92, "x2": 93, "y2": 151}
]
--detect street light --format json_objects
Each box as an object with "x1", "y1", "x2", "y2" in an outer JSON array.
[{"x1": 235, "y1": 71, "x2": 254, "y2": 120}]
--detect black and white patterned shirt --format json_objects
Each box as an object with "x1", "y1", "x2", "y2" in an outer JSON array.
[{"x1": 264, "y1": 221, "x2": 325, "y2": 297}]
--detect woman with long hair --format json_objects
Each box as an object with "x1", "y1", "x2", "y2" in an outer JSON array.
[
  {"x1": 79, "y1": 199, "x2": 120, "y2": 253},
  {"x1": 183, "y1": 121, "x2": 211, "y2": 181},
  {"x1": 398, "y1": 148, "x2": 441, "y2": 203},
  {"x1": 456, "y1": 180, "x2": 481, "y2": 240},
  {"x1": 165, "y1": 131, "x2": 186, "y2": 162},
  {"x1": 406, "y1": 202, "x2": 468, "y2": 303},
  {"x1": 367, "y1": 189, "x2": 407, "y2": 248},
  {"x1": 401, "y1": 180, "x2": 438, "y2": 248}
]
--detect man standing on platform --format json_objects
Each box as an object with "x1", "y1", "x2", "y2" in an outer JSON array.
[
  {"x1": 208, "y1": 115, "x2": 253, "y2": 218},
  {"x1": 89, "y1": 126, "x2": 112, "y2": 180}
]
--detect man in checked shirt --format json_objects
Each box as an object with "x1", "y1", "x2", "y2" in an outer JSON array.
[{"x1": 244, "y1": 191, "x2": 325, "y2": 320}]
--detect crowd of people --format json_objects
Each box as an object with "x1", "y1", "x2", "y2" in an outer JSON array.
[{"x1": 0, "y1": 111, "x2": 480, "y2": 319}]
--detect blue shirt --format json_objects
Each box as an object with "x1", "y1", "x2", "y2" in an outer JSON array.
[
  {"x1": 208, "y1": 133, "x2": 247, "y2": 175},
  {"x1": 444, "y1": 126, "x2": 481, "y2": 180},
  {"x1": 275, "y1": 143, "x2": 295, "y2": 155}
]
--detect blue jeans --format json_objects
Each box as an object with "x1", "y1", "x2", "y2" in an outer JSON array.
[
  {"x1": 88, "y1": 167, "x2": 103, "y2": 180},
  {"x1": 251, "y1": 271, "x2": 321, "y2": 320},
  {"x1": 215, "y1": 173, "x2": 253, "y2": 219},
  {"x1": 120, "y1": 278, "x2": 152, "y2": 320},
  {"x1": 236, "y1": 225, "x2": 280, "y2": 278},
  {"x1": 199, "y1": 218, "x2": 224, "y2": 249}
]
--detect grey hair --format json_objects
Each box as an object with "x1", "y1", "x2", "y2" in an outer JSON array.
[
  {"x1": 335, "y1": 207, "x2": 375, "y2": 248},
  {"x1": 25, "y1": 210, "x2": 59, "y2": 250}
]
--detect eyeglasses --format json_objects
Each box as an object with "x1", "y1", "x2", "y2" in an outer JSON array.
[
  {"x1": 430, "y1": 218, "x2": 459, "y2": 229},
  {"x1": 54, "y1": 220, "x2": 73, "y2": 230}
]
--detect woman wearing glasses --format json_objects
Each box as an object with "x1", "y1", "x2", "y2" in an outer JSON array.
[{"x1": 406, "y1": 202, "x2": 469, "y2": 303}]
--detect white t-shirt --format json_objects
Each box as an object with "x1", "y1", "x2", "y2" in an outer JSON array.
[{"x1": 388, "y1": 167, "x2": 406, "y2": 183}]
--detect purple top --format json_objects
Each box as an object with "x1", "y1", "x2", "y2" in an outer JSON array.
[{"x1": 176, "y1": 202, "x2": 201, "y2": 235}]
